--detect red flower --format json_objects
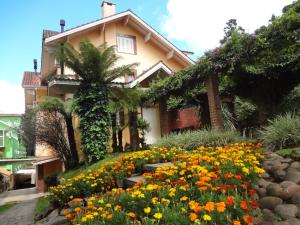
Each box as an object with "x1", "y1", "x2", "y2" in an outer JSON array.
[{"x1": 240, "y1": 201, "x2": 249, "y2": 211}]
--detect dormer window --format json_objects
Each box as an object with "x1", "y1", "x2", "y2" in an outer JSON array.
[{"x1": 117, "y1": 34, "x2": 136, "y2": 54}]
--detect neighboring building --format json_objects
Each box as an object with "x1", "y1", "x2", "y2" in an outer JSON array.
[
  {"x1": 22, "y1": 1, "x2": 199, "y2": 154},
  {"x1": 0, "y1": 114, "x2": 25, "y2": 158},
  {"x1": 21, "y1": 71, "x2": 40, "y2": 112}
]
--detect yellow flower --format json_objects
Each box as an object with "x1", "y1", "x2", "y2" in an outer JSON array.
[
  {"x1": 144, "y1": 207, "x2": 151, "y2": 214},
  {"x1": 180, "y1": 196, "x2": 188, "y2": 201},
  {"x1": 127, "y1": 212, "x2": 136, "y2": 218},
  {"x1": 242, "y1": 167, "x2": 249, "y2": 174},
  {"x1": 151, "y1": 197, "x2": 158, "y2": 204},
  {"x1": 154, "y1": 213, "x2": 162, "y2": 220},
  {"x1": 203, "y1": 214, "x2": 212, "y2": 221}
]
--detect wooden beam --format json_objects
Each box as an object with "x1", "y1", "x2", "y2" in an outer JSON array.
[
  {"x1": 144, "y1": 32, "x2": 151, "y2": 43},
  {"x1": 166, "y1": 50, "x2": 174, "y2": 60},
  {"x1": 123, "y1": 15, "x2": 130, "y2": 26}
]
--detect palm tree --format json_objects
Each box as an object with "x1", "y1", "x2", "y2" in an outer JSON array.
[
  {"x1": 109, "y1": 88, "x2": 143, "y2": 152},
  {"x1": 59, "y1": 40, "x2": 137, "y2": 162}
]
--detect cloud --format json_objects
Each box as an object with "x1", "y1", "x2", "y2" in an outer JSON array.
[
  {"x1": 162, "y1": 0, "x2": 294, "y2": 54},
  {"x1": 0, "y1": 80, "x2": 24, "y2": 114}
]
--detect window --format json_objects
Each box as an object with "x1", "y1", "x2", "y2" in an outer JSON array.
[
  {"x1": 117, "y1": 34, "x2": 136, "y2": 54},
  {"x1": 0, "y1": 130, "x2": 4, "y2": 147},
  {"x1": 125, "y1": 70, "x2": 136, "y2": 83}
]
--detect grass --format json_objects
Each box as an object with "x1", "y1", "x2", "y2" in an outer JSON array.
[
  {"x1": 276, "y1": 147, "x2": 300, "y2": 159},
  {"x1": 60, "y1": 152, "x2": 126, "y2": 180},
  {"x1": 35, "y1": 197, "x2": 51, "y2": 215},
  {"x1": 0, "y1": 202, "x2": 17, "y2": 214}
]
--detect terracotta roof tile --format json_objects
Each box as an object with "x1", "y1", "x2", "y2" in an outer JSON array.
[
  {"x1": 22, "y1": 71, "x2": 41, "y2": 87},
  {"x1": 43, "y1": 30, "x2": 59, "y2": 39}
]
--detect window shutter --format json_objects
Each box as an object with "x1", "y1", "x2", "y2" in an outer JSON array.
[{"x1": 117, "y1": 35, "x2": 135, "y2": 54}]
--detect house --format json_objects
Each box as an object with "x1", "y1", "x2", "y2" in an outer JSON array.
[
  {"x1": 0, "y1": 114, "x2": 25, "y2": 159},
  {"x1": 22, "y1": 1, "x2": 200, "y2": 155}
]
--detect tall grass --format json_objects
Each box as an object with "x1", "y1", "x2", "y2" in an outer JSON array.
[
  {"x1": 155, "y1": 129, "x2": 243, "y2": 150},
  {"x1": 259, "y1": 113, "x2": 300, "y2": 151}
]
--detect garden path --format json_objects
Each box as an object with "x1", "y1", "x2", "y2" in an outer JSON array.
[{"x1": 0, "y1": 199, "x2": 37, "y2": 225}]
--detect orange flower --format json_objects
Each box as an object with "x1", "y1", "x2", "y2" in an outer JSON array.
[
  {"x1": 189, "y1": 201, "x2": 202, "y2": 213},
  {"x1": 204, "y1": 202, "x2": 214, "y2": 212},
  {"x1": 233, "y1": 220, "x2": 241, "y2": 225},
  {"x1": 216, "y1": 202, "x2": 226, "y2": 212},
  {"x1": 127, "y1": 212, "x2": 136, "y2": 218},
  {"x1": 240, "y1": 201, "x2": 249, "y2": 211},
  {"x1": 189, "y1": 213, "x2": 198, "y2": 222},
  {"x1": 74, "y1": 207, "x2": 82, "y2": 213},
  {"x1": 225, "y1": 196, "x2": 235, "y2": 206},
  {"x1": 243, "y1": 215, "x2": 252, "y2": 223}
]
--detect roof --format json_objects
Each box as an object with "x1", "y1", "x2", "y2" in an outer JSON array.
[
  {"x1": 0, "y1": 114, "x2": 21, "y2": 117},
  {"x1": 33, "y1": 156, "x2": 60, "y2": 165},
  {"x1": 22, "y1": 71, "x2": 41, "y2": 87},
  {"x1": 43, "y1": 29, "x2": 59, "y2": 39},
  {"x1": 0, "y1": 168, "x2": 13, "y2": 176},
  {"x1": 44, "y1": 10, "x2": 194, "y2": 65},
  {"x1": 127, "y1": 61, "x2": 173, "y2": 88}
]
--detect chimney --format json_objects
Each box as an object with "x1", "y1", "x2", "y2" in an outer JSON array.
[
  {"x1": 60, "y1": 19, "x2": 65, "y2": 75},
  {"x1": 101, "y1": 1, "x2": 116, "y2": 18},
  {"x1": 33, "y1": 59, "x2": 37, "y2": 73},
  {"x1": 60, "y1": 19, "x2": 65, "y2": 32}
]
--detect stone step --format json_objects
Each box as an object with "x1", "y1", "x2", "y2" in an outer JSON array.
[
  {"x1": 143, "y1": 162, "x2": 174, "y2": 172},
  {"x1": 124, "y1": 175, "x2": 146, "y2": 188}
]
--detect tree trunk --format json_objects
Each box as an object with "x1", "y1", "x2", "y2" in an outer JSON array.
[
  {"x1": 111, "y1": 113, "x2": 118, "y2": 152},
  {"x1": 117, "y1": 128, "x2": 123, "y2": 152},
  {"x1": 206, "y1": 74, "x2": 224, "y2": 130},
  {"x1": 65, "y1": 115, "x2": 79, "y2": 168},
  {"x1": 129, "y1": 111, "x2": 139, "y2": 150}
]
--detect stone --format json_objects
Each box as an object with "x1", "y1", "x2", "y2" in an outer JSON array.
[
  {"x1": 258, "y1": 221, "x2": 275, "y2": 225},
  {"x1": 285, "y1": 171, "x2": 300, "y2": 184},
  {"x1": 143, "y1": 162, "x2": 174, "y2": 172},
  {"x1": 259, "y1": 196, "x2": 283, "y2": 210},
  {"x1": 281, "y1": 158, "x2": 293, "y2": 164},
  {"x1": 286, "y1": 218, "x2": 300, "y2": 225},
  {"x1": 267, "y1": 183, "x2": 284, "y2": 197},
  {"x1": 281, "y1": 163, "x2": 291, "y2": 170},
  {"x1": 259, "y1": 179, "x2": 273, "y2": 188},
  {"x1": 262, "y1": 208, "x2": 279, "y2": 222},
  {"x1": 274, "y1": 170, "x2": 287, "y2": 181},
  {"x1": 281, "y1": 181, "x2": 297, "y2": 188},
  {"x1": 290, "y1": 162, "x2": 300, "y2": 170},
  {"x1": 124, "y1": 175, "x2": 145, "y2": 188},
  {"x1": 263, "y1": 160, "x2": 282, "y2": 173},
  {"x1": 291, "y1": 193, "x2": 300, "y2": 205},
  {"x1": 274, "y1": 222, "x2": 290, "y2": 225},
  {"x1": 280, "y1": 185, "x2": 300, "y2": 200},
  {"x1": 45, "y1": 216, "x2": 68, "y2": 225},
  {"x1": 274, "y1": 204, "x2": 299, "y2": 220},
  {"x1": 257, "y1": 188, "x2": 267, "y2": 198},
  {"x1": 262, "y1": 173, "x2": 272, "y2": 179}
]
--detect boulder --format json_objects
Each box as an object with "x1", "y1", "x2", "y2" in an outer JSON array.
[
  {"x1": 285, "y1": 171, "x2": 300, "y2": 184},
  {"x1": 281, "y1": 163, "x2": 291, "y2": 170},
  {"x1": 263, "y1": 160, "x2": 282, "y2": 173},
  {"x1": 280, "y1": 185, "x2": 300, "y2": 200},
  {"x1": 45, "y1": 216, "x2": 68, "y2": 225},
  {"x1": 259, "y1": 179, "x2": 273, "y2": 188},
  {"x1": 259, "y1": 196, "x2": 283, "y2": 210},
  {"x1": 291, "y1": 193, "x2": 300, "y2": 205},
  {"x1": 274, "y1": 204, "x2": 299, "y2": 220},
  {"x1": 274, "y1": 222, "x2": 291, "y2": 225},
  {"x1": 262, "y1": 208, "x2": 279, "y2": 222},
  {"x1": 274, "y1": 170, "x2": 287, "y2": 181},
  {"x1": 267, "y1": 183, "x2": 284, "y2": 197},
  {"x1": 290, "y1": 162, "x2": 300, "y2": 170},
  {"x1": 259, "y1": 221, "x2": 276, "y2": 225},
  {"x1": 281, "y1": 181, "x2": 297, "y2": 188},
  {"x1": 281, "y1": 158, "x2": 293, "y2": 164},
  {"x1": 257, "y1": 188, "x2": 267, "y2": 198},
  {"x1": 286, "y1": 218, "x2": 300, "y2": 225}
]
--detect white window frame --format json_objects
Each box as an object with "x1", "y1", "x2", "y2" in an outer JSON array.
[
  {"x1": 0, "y1": 130, "x2": 4, "y2": 147},
  {"x1": 117, "y1": 34, "x2": 136, "y2": 54}
]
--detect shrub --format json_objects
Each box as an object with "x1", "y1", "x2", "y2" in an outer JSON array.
[
  {"x1": 155, "y1": 129, "x2": 243, "y2": 150},
  {"x1": 259, "y1": 113, "x2": 300, "y2": 151}
]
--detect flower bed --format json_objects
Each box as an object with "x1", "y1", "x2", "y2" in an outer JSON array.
[{"x1": 50, "y1": 143, "x2": 265, "y2": 224}]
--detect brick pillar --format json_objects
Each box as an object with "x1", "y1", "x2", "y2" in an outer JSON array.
[
  {"x1": 159, "y1": 98, "x2": 170, "y2": 135},
  {"x1": 206, "y1": 74, "x2": 224, "y2": 130}
]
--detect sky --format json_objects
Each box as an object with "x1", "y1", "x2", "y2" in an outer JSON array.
[{"x1": 0, "y1": 0, "x2": 295, "y2": 114}]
